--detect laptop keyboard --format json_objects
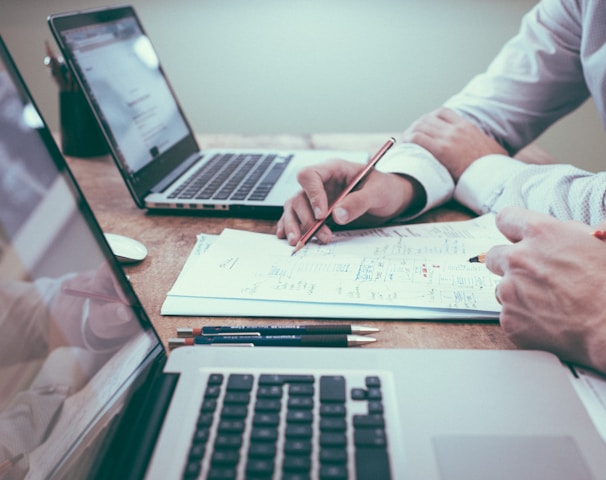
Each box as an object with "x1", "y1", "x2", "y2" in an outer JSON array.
[
  {"x1": 168, "y1": 153, "x2": 293, "y2": 202},
  {"x1": 182, "y1": 373, "x2": 391, "y2": 479}
]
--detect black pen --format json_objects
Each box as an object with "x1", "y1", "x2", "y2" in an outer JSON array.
[
  {"x1": 177, "y1": 324, "x2": 379, "y2": 337},
  {"x1": 168, "y1": 334, "x2": 376, "y2": 348}
]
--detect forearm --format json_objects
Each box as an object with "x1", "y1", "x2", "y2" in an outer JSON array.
[
  {"x1": 457, "y1": 155, "x2": 606, "y2": 224},
  {"x1": 445, "y1": 0, "x2": 588, "y2": 154}
]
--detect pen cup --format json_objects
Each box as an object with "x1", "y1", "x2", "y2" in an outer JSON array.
[{"x1": 59, "y1": 89, "x2": 108, "y2": 158}]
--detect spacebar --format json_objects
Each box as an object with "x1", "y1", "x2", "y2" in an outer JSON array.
[{"x1": 355, "y1": 447, "x2": 391, "y2": 479}]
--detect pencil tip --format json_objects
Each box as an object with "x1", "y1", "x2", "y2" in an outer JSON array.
[
  {"x1": 291, "y1": 242, "x2": 303, "y2": 256},
  {"x1": 468, "y1": 253, "x2": 486, "y2": 264}
]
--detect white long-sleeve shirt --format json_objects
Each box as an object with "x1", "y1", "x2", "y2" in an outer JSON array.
[{"x1": 377, "y1": 0, "x2": 606, "y2": 225}]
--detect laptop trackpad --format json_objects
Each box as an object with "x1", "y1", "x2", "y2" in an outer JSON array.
[{"x1": 433, "y1": 435, "x2": 593, "y2": 480}]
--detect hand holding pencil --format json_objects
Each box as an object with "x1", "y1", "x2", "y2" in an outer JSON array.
[
  {"x1": 467, "y1": 206, "x2": 606, "y2": 374},
  {"x1": 278, "y1": 137, "x2": 421, "y2": 251},
  {"x1": 291, "y1": 137, "x2": 395, "y2": 254}
]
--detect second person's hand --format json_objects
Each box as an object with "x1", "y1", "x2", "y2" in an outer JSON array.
[{"x1": 402, "y1": 107, "x2": 508, "y2": 181}]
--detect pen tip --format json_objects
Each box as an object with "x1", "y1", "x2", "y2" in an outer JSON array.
[
  {"x1": 351, "y1": 325, "x2": 380, "y2": 335},
  {"x1": 177, "y1": 327, "x2": 194, "y2": 337},
  {"x1": 168, "y1": 338, "x2": 189, "y2": 348},
  {"x1": 348, "y1": 335, "x2": 377, "y2": 347}
]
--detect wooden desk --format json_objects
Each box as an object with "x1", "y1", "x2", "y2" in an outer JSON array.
[{"x1": 65, "y1": 133, "x2": 515, "y2": 352}]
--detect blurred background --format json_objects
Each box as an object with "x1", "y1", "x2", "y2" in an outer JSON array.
[{"x1": 1, "y1": 0, "x2": 604, "y2": 172}]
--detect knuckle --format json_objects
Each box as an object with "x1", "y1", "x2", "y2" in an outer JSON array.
[
  {"x1": 296, "y1": 167, "x2": 315, "y2": 184},
  {"x1": 497, "y1": 278, "x2": 515, "y2": 304}
]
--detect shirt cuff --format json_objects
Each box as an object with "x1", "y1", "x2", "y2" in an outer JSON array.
[
  {"x1": 375, "y1": 143, "x2": 455, "y2": 219},
  {"x1": 455, "y1": 154, "x2": 526, "y2": 214}
]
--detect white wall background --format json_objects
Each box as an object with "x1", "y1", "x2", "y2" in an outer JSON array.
[{"x1": 1, "y1": 0, "x2": 604, "y2": 172}]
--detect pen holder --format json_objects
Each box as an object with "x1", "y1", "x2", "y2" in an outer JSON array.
[{"x1": 59, "y1": 89, "x2": 109, "y2": 158}]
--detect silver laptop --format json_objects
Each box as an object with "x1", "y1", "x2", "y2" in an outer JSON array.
[
  {"x1": 1, "y1": 37, "x2": 604, "y2": 480},
  {"x1": 47, "y1": 5, "x2": 367, "y2": 216}
]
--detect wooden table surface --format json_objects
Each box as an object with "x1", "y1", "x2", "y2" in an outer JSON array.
[{"x1": 64, "y1": 133, "x2": 515, "y2": 353}]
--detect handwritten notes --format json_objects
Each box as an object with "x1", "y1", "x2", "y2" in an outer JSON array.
[{"x1": 162, "y1": 215, "x2": 507, "y2": 319}]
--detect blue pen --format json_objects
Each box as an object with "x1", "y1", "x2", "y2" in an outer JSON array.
[{"x1": 168, "y1": 334, "x2": 375, "y2": 348}]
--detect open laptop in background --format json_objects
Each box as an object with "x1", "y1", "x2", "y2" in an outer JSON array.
[
  {"x1": 1, "y1": 37, "x2": 605, "y2": 480},
  {"x1": 47, "y1": 5, "x2": 368, "y2": 216}
]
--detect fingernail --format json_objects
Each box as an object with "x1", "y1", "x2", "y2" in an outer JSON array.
[
  {"x1": 287, "y1": 232, "x2": 297, "y2": 243},
  {"x1": 333, "y1": 207, "x2": 348, "y2": 224},
  {"x1": 313, "y1": 207, "x2": 322, "y2": 219}
]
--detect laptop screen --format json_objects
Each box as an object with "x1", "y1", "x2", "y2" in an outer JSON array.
[
  {"x1": 56, "y1": 15, "x2": 190, "y2": 177},
  {"x1": 0, "y1": 38, "x2": 159, "y2": 478}
]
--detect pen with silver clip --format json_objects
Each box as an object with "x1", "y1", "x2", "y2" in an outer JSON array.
[
  {"x1": 169, "y1": 334, "x2": 376, "y2": 348},
  {"x1": 177, "y1": 324, "x2": 379, "y2": 337}
]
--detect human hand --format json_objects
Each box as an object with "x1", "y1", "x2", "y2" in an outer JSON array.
[
  {"x1": 402, "y1": 107, "x2": 508, "y2": 181},
  {"x1": 485, "y1": 206, "x2": 606, "y2": 374},
  {"x1": 277, "y1": 158, "x2": 421, "y2": 245}
]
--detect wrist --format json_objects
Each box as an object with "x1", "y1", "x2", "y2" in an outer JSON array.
[{"x1": 397, "y1": 174, "x2": 426, "y2": 218}]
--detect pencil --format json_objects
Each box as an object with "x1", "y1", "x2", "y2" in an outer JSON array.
[
  {"x1": 292, "y1": 137, "x2": 396, "y2": 255},
  {"x1": 470, "y1": 229, "x2": 606, "y2": 263},
  {"x1": 593, "y1": 230, "x2": 606, "y2": 240},
  {"x1": 468, "y1": 253, "x2": 486, "y2": 263}
]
